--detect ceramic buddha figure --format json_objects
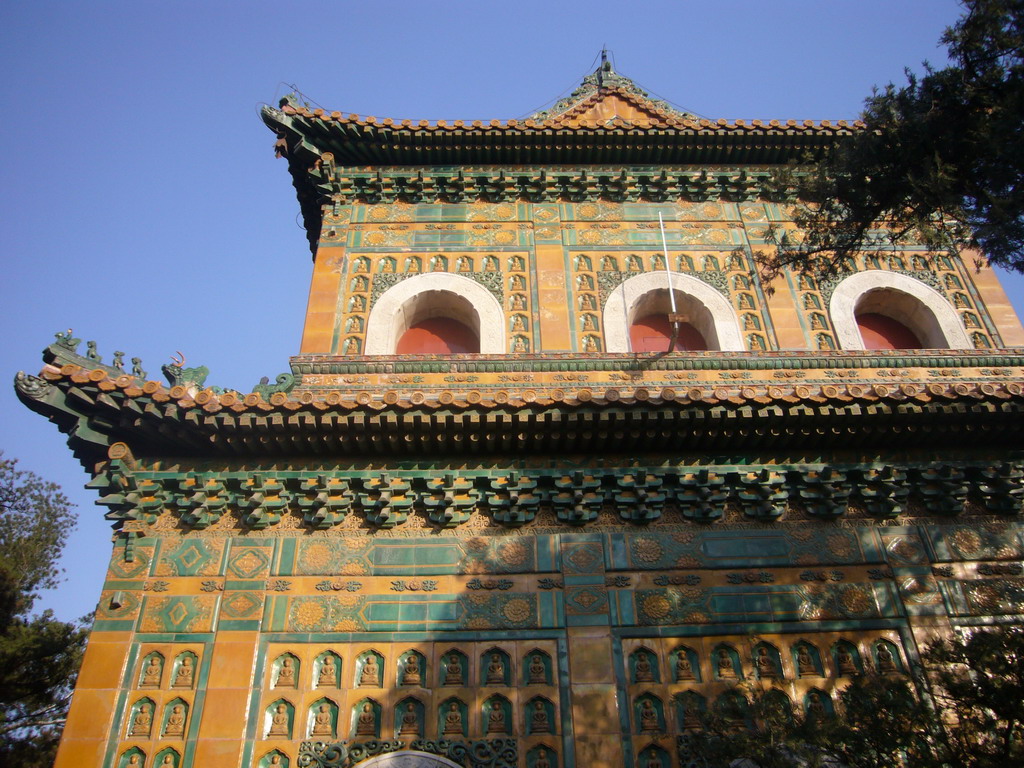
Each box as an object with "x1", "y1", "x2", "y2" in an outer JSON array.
[
  {"x1": 877, "y1": 643, "x2": 897, "y2": 672},
  {"x1": 172, "y1": 657, "x2": 193, "y2": 688},
  {"x1": 639, "y1": 699, "x2": 659, "y2": 732},
  {"x1": 445, "y1": 655, "x2": 463, "y2": 685},
  {"x1": 318, "y1": 655, "x2": 337, "y2": 687},
  {"x1": 276, "y1": 657, "x2": 295, "y2": 687},
  {"x1": 402, "y1": 654, "x2": 422, "y2": 685},
  {"x1": 837, "y1": 646, "x2": 857, "y2": 676},
  {"x1": 675, "y1": 651, "x2": 695, "y2": 681},
  {"x1": 355, "y1": 703, "x2": 376, "y2": 735},
  {"x1": 717, "y1": 649, "x2": 736, "y2": 678},
  {"x1": 528, "y1": 654, "x2": 547, "y2": 684},
  {"x1": 634, "y1": 652, "x2": 654, "y2": 682},
  {"x1": 359, "y1": 655, "x2": 379, "y2": 686},
  {"x1": 682, "y1": 701, "x2": 701, "y2": 730},
  {"x1": 163, "y1": 704, "x2": 185, "y2": 737},
  {"x1": 442, "y1": 703, "x2": 463, "y2": 735},
  {"x1": 807, "y1": 693, "x2": 827, "y2": 720},
  {"x1": 268, "y1": 703, "x2": 289, "y2": 737},
  {"x1": 130, "y1": 703, "x2": 152, "y2": 737},
  {"x1": 530, "y1": 700, "x2": 551, "y2": 733},
  {"x1": 797, "y1": 646, "x2": 816, "y2": 676},
  {"x1": 398, "y1": 703, "x2": 420, "y2": 735},
  {"x1": 486, "y1": 701, "x2": 507, "y2": 733},
  {"x1": 485, "y1": 654, "x2": 505, "y2": 685},
  {"x1": 756, "y1": 648, "x2": 777, "y2": 679},
  {"x1": 311, "y1": 704, "x2": 333, "y2": 736},
  {"x1": 141, "y1": 656, "x2": 162, "y2": 687}
]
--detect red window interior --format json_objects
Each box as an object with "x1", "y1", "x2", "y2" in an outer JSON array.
[
  {"x1": 855, "y1": 312, "x2": 922, "y2": 350},
  {"x1": 629, "y1": 314, "x2": 708, "y2": 352},
  {"x1": 396, "y1": 317, "x2": 479, "y2": 354}
]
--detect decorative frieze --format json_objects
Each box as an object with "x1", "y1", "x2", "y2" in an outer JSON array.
[
  {"x1": 307, "y1": 167, "x2": 793, "y2": 206},
  {"x1": 92, "y1": 460, "x2": 1023, "y2": 531}
]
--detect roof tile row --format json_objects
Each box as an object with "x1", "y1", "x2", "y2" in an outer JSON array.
[
  {"x1": 46, "y1": 363, "x2": 1024, "y2": 414},
  {"x1": 279, "y1": 98, "x2": 864, "y2": 134}
]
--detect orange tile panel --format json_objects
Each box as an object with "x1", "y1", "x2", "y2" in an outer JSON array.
[
  {"x1": 312, "y1": 244, "x2": 346, "y2": 272},
  {"x1": 304, "y1": 303, "x2": 338, "y2": 321},
  {"x1": 191, "y1": 737, "x2": 244, "y2": 767},
  {"x1": 306, "y1": 289, "x2": 340, "y2": 315},
  {"x1": 535, "y1": 244, "x2": 572, "y2": 351},
  {"x1": 574, "y1": 735, "x2": 625, "y2": 768},
  {"x1": 62, "y1": 688, "x2": 118, "y2": 740},
  {"x1": 764, "y1": 279, "x2": 810, "y2": 349},
  {"x1": 300, "y1": 322, "x2": 337, "y2": 354},
  {"x1": 567, "y1": 631, "x2": 615, "y2": 684},
  {"x1": 197, "y1": 689, "x2": 253, "y2": 740},
  {"x1": 53, "y1": 737, "x2": 107, "y2": 768},
  {"x1": 302, "y1": 248, "x2": 344, "y2": 346},
  {"x1": 76, "y1": 636, "x2": 131, "y2": 689},
  {"x1": 215, "y1": 630, "x2": 262, "y2": 641},
  {"x1": 969, "y1": 262, "x2": 1024, "y2": 346},
  {"x1": 570, "y1": 684, "x2": 620, "y2": 734},
  {"x1": 207, "y1": 638, "x2": 258, "y2": 689}
]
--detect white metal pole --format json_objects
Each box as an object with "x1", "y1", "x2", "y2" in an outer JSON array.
[
  {"x1": 658, "y1": 213, "x2": 678, "y2": 315},
  {"x1": 622, "y1": 278, "x2": 631, "y2": 354}
]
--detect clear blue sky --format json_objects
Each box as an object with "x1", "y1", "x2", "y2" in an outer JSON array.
[{"x1": 2, "y1": 0, "x2": 1020, "y2": 621}]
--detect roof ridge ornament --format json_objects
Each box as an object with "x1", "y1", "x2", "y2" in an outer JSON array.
[
  {"x1": 597, "y1": 47, "x2": 612, "y2": 89},
  {"x1": 162, "y1": 352, "x2": 213, "y2": 395},
  {"x1": 529, "y1": 52, "x2": 695, "y2": 123}
]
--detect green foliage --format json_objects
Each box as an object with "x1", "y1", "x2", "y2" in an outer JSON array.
[
  {"x1": 825, "y1": 674, "x2": 939, "y2": 768},
  {"x1": 761, "y1": 0, "x2": 1024, "y2": 279},
  {"x1": 926, "y1": 626, "x2": 1024, "y2": 767},
  {"x1": 681, "y1": 627, "x2": 1024, "y2": 768},
  {"x1": 681, "y1": 687, "x2": 832, "y2": 768},
  {"x1": 0, "y1": 454, "x2": 89, "y2": 767},
  {"x1": 0, "y1": 454, "x2": 75, "y2": 612}
]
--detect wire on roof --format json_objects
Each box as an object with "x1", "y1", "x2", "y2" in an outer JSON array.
[
  {"x1": 283, "y1": 83, "x2": 329, "y2": 112},
  {"x1": 513, "y1": 50, "x2": 605, "y2": 120},
  {"x1": 634, "y1": 80, "x2": 712, "y2": 121},
  {"x1": 274, "y1": 55, "x2": 812, "y2": 125}
]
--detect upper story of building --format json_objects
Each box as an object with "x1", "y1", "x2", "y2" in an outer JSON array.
[
  {"x1": 261, "y1": 59, "x2": 1024, "y2": 366},
  {"x1": 15, "y1": 61, "x2": 1024, "y2": 469}
]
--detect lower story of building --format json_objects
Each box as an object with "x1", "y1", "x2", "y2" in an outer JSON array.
[{"x1": 57, "y1": 513, "x2": 1024, "y2": 768}]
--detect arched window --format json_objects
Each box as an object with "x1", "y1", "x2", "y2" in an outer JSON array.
[
  {"x1": 855, "y1": 312, "x2": 923, "y2": 349},
  {"x1": 629, "y1": 313, "x2": 708, "y2": 352},
  {"x1": 397, "y1": 316, "x2": 479, "y2": 354},
  {"x1": 829, "y1": 272, "x2": 971, "y2": 350},
  {"x1": 603, "y1": 272, "x2": 744, "y2": 352},
  {"x1": 852, "y1": 287, "x2": 943, "y2": 349},
  {"x1": 363, "y1": 273, "x2": 505, "y2": 355}
]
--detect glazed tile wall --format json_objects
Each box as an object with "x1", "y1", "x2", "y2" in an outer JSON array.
[
  {"x1": 63, "y1": 518, "x2": 1024, "y2": 768},
  {"x1": 302, "y1": 199, "x2": 1021, "y2": 358}
]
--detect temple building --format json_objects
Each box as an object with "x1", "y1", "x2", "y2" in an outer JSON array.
[{"x1": 16, "y1": 59, "x2": 1024, "y2": 768}]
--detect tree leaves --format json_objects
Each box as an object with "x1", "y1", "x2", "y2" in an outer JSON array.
[
  {"x1": 0, "y1": 454, "x2": 88, "y2": 766},
  {"x1": 926, "y1": 626, "x2": 1024, "y2": 767},
  {"x1": 760, "y1": 0, "x2": 1024, "y2": 280},
  {"x1": 682, "y1": 627, "x2": 1024, "y2": 768},
  {"x1": 0, "y1": 454, "x2": 75, "y2": 616}
]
